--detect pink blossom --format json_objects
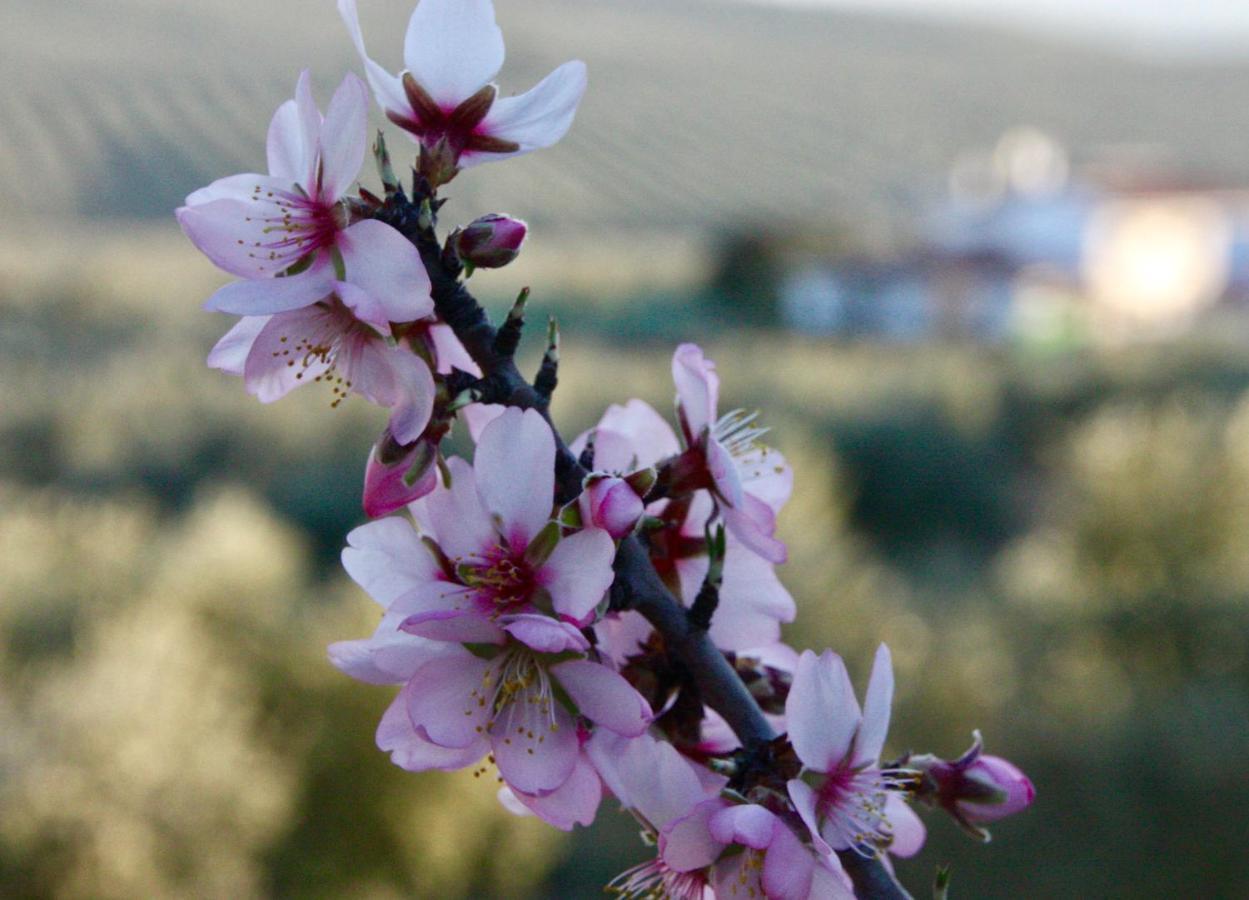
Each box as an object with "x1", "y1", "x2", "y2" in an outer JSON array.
[
  {"x1": 576, "y1": 402, "x2": 795, "y2": 652},
  {"x1": 785, "y1": 645, "x2": 927, "y2": 862},
  {"x1": 338, "y1": 0, "x2": 586, "y2": 169},
  {"x1": 178, "y1": 70, "x2": 432, "y2": 329},
  {"x1": 331, "y1": 514, "x2": 651, "y2": 797},
  {"x1": 671, "y1": 343, "x2": 792, "y2": 564},
  {"x1": 204, "y1": 299, "x2": 434, "y2": 443},
  {"x1": 396, "y1": 408, "x2": 618, "y2": 644},
  {"x1": 708, "y1": 804, "x2": 854, "y2": 900}
]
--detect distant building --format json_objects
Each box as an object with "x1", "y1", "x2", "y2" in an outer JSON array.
[{"x1": 781, "y1": 128, "x2": 1249, "y2": 343}]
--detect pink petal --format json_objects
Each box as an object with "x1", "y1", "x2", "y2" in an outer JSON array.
[
  {"x1": 740, "y1": 447, "x2": 793, "y2": 512},
  {"x1": 428, "y1": 322, "x2": 479, "y2": 376},
  {"x1": 463, "y1": 403, "x2": 506, "y2": 443},
  {"x1": 706, "y1": 437, "x2": 744, "y2": 508},
  {"x1": 406, "y1": 652, "x2": 495, "y2": 749},
  {"x1": 378, "y1": 682, "x2": 485, "y2": 772},
  {"x1": 551, "y1": 659, "x2": 651, "y2": 737},
  {"x1": 504, "y1": 753, "x2": 601, "y2": 831},
  {"x1": 595, "y1": 399, "x2": 680, "y2": 468},
  {"x1": 491, "y1": 686, "x2": 578, "y2": 794},
  {"x1": 318, "y1": 73, "x2": 368, "y2": 201},
  {"x1": 331, "y1": 607, "x2": 451, "y2": 684},
  {"x1": 671, "y1": 343, "x2": 718, "y2": 440},
  {"x1": 363, "y1": 440, "x2": 439, "y2": 518},
  {"x1": 337, "y1": 0, "x2": 411, "y2": 116},
  {"x1": 178, "y1": 192, "x2": 311, "y2": 279},
  {"x1": 401, "y1": 609, "x2": 506, "y2": 645},
  {"x1": 809, "y1": 856, "x2": 856, "y2": 899},
  {"x1": 468, "y1": 61, "x2": 587, "y2": 166},
  {"x1": 723, "y1": 500, "x2": 788, "y2": 565},
  {"x1": 341, "y1": 516, "x2": 440, "y2": 606},
  {"x1": 242, "y1": 307, "x2": 335, "y2": 402},
  {"x1": 415, "y1": 456, "x2": 496, "y2": 558},
  {"x1": 674, "y1": 538, "x2": 794, "y2": 652},
  {"x1": 203, "y1": 260, "x2": 335, "y2": 315},
  {"x1": 500, "y1": 615, "x2": 589, "y2": 654},
  {"x1": 266, "y1": 99, "x2": 309, "y2": 185},
  {"x1": 786, "y1": 778, "x2": 834, "y2": 856},
  {"x1": 708, "y1": 803, "x2": 778, "y2": 850},
  {"x1": 474, "y1": 408, "x2": 554, "y2": 549},
  {"x1": 786, "y1": 649, "x2": 861, "y2": 772},
  {"x1": 383, "y1": 351, "x2": 436, "y2": 444},
  {"x1": 334, "y1": 330, "x2": 408, "y2": 408},
  {"x1": 761, "y1": 821, "x2": 815, "y2": 900},
  {"x1": 538, "y1": 527, "x2": 615, "y2": 622},
  {"x1": 337, "y1": 220, "x2": 434, "y2": 323},
  {"x1": 293, "y1": 69, "x2": 322, "y2": 189},
  {"x1": 592, "y1": 610, "x2": 653, "y2": 668},
  {"x1": 403, "y1": 0, "x2": 503, "y2": 107},
  {"x1": 853, "y1": 643, "x2": 894, "y2": 768},
  {"x1": 659, "y1": 798, "x2": 729, "y2": 872},
  {"x1": 207, "y1": 315, "x2": 268, "y2": 376},
  {"x1": 184, "y1": 172, "x2": 272, "y2": 207},
  {"x1": 885, "y1": 794, "x2": 926, "y2": 858},
  {"x1": 586, "y1": 731, "x2": 718, "y2": 830}
]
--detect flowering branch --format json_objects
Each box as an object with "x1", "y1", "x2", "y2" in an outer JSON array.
[{"x1": 177, "y1": 1, "x2": 1035, "y2": 896}]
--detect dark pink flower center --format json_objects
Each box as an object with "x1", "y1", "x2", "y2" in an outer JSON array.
[
  {"x1": 241, "y1": 184, "x2": 340, "y2": 270},
  {"x1": 461, "y1": 545, "x2": 538, "y2": 615}
]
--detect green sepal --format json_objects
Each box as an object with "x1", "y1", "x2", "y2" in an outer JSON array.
[
  {"x1": 624, "y1": 466, "x2": 657, "y2": 499},
  {"x1": 402, "y1": 443, "x2": 437, "y2": 488},
  {"x1": 523, "y1": 520, "x2": 562, "y2": 567},
  {"x1": 558, "y1": 502, "x2": 583, "y2": 529}
]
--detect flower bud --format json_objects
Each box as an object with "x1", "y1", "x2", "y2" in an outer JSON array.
[
  {"x1": 362, "y1": 432, "x2": 438, "y2": 518},
  {"x1": 908, "y1": 731, "x2": 1035, "y2": 839},
  {"x1": 452, "y1": 214, "x2": 527, "y2": 270},
  {"x1": 580, "y1": 475, "x2": 645, "y2": 539},
  {"x1": 953, "y1": 755, "x2": 1036, "y2": 824}
]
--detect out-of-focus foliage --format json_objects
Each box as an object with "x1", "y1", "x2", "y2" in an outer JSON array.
[{"x1": 3, "y1": 234, "x2": 1248, "y2": 897}]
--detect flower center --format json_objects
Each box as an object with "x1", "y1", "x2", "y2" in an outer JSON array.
[
  {"x1": 815, "y1": 764, "x2": 914, "y2": 855},
  {"x1": 241, "y1": 184, "x2": 338, "y2": 273},
  {"x1": 607, "y1": 858, "x2": 709, "y2": 900},
  {"x1": 460, "y1": 545, "x2": 537, "y2": 615}
]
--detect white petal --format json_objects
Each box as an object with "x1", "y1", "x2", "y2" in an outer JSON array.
[
  {"x1": 337, "y1": 0, "x2": 411, "y2": 115},
  {"x1": 318, "y1": 73, "x2": 369, "y2": 201},
  {"x1": 468, "y1": 60, "x2": 587, "y2": 166},
  {"x1": 266, "y1": 100, "x2": 310, "y2": 185},
  {"x1": 853, "y1": 643, "x2": 894, "y2": 768},
  {"x1": 207, "y1": 315, "x2": 269, "y2": 376},
  {"x1": 403, "y1": 0, "x2": 504, "y2": 106},
  {"x1": 786, "y1": 649, "x2": 861, "y2": 772},
  {"x1": 474, "y1": 408, "x2": 554, "y2": 550}
]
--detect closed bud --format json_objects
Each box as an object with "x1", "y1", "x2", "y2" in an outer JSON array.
[
  {"x1": 451, "y1": 214, "x2": 528, "y2": 270},
  {"x1": 579, "y1": 475, "x2": 645, "y2": 539},
  {"x1": 362, "y1": 432, "x2": 438, "y2": 518},
  {"x1": 908, "y1": 731, "x2": 1035, "y2": 838}
]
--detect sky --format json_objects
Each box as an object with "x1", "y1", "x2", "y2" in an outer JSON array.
[{"x1": 738, "y1": 0, "x2": 1249, "y2": 57}]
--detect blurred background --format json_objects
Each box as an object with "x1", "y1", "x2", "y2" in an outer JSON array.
[{"x1": 3, "y1": 0, "x2": 1249, "y2": 896}]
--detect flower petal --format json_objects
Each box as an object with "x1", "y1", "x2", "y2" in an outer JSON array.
[
  {"x1": 406, "y1": 651, "x2": 492, "y2": 748},
  {"x1": 504, "y1": 753, "x2": 601, "y2": 831},
  {"x1": 596, "y1": 399, "x2": 680, "y2": 468},
  {"x1": 551, "y1": 659, "x2": 651, "y2": 737},
  {"x1": 474, "y1": 408, "x2": 554, "y2": 550},
  {"x1": 378, "y1": 681, "x2": 485, "y2": 772},
  {"x1": 401, "y1": 609, "x2": 506, "y2": 644},
  {"x1": 403, "y1": 0, "x2": 504, "y2": 106},
  {"x1": 853, "y1": 643, "x2": 894, "y2": 767},
  {"x1": 342, "y1": 516, "x2": 440, "y2": 606},
  {"x1": 500, "y1": 615, "x2": 589, "y2": 654},
  {"x1": 660, "y1": 798, "x2": 729, "y2": 872},
  {"x1": 786, "y1": 649, "x2": 861, "y2": 772},
  {"x1": 885, "y1": 794, "x2": 926, "y2": 859},
  {"x1": 384, "y1": 351, "x2": 436, "y2": 444},
  {"x1": 468, "y1": 60, "x2": 587, "y2": 166},
  {"x1": 293, "y1": 69, "x2": 322, "y2": 189},
  {"x1": 203, "y1": 260, "x2": 335, "y2": 315},
  {"x1": 491, "y1": 687, "x2": 578, "y2": 794},
  {"x1": 266, "y1": 99, "x2": 309, "y2": 185},
  {"x1": 708, "y1": 803, "x2": 778, "y2": 850},
  {"x1": 538, "y1": 527, "x2": 615, "y2": 622},
  {"x1": 722, "y1": 499, "x2": 788, "y2": 565},
  {"x1": 337, "y1": 0, "x2": 411, "y2": 116},
  {"x1": 207, "y1": 315, "x2": 268, "y2": 376},
  {"x1": 318, "y1": 73, "x2": 369, "y2": 201},
  {"x1": 787, "y1": 778, "x2": 834, "y2": 857},
  {"x1": 337, "y1": 219, "x2": 434, "y2": 323},
  {"x1": 178, "y1": 192, "x2": 314, "y2": 279},
  {"x1": 672, "y1": 343, "x2": 718, "y2": 440},
  {"x1": 242, "y1": 307, "x2": 335, "y2": 402},
  {"x1": 762, "y1": 821, "x2": 815, "y2": 900},
  {"x1": 185, "y1": 172, "x2": 273, "y2": 207},
  {"x1": 415, "y1": 456, "x2": 496, "y2": 558}
]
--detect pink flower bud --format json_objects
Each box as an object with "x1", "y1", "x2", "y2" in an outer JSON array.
[
  {"x1": 954, "y1": 755, "x2": 1036, "y2": 824},
  {"x1": 452, "y1": 214, "x2": 527, "y2": 269},
  {"x1": 362, "y1": 435, "x2": 438, "y2": 518},
  {"x1": 580, "y1": 476, "x2": 645, "y2": 539}
]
